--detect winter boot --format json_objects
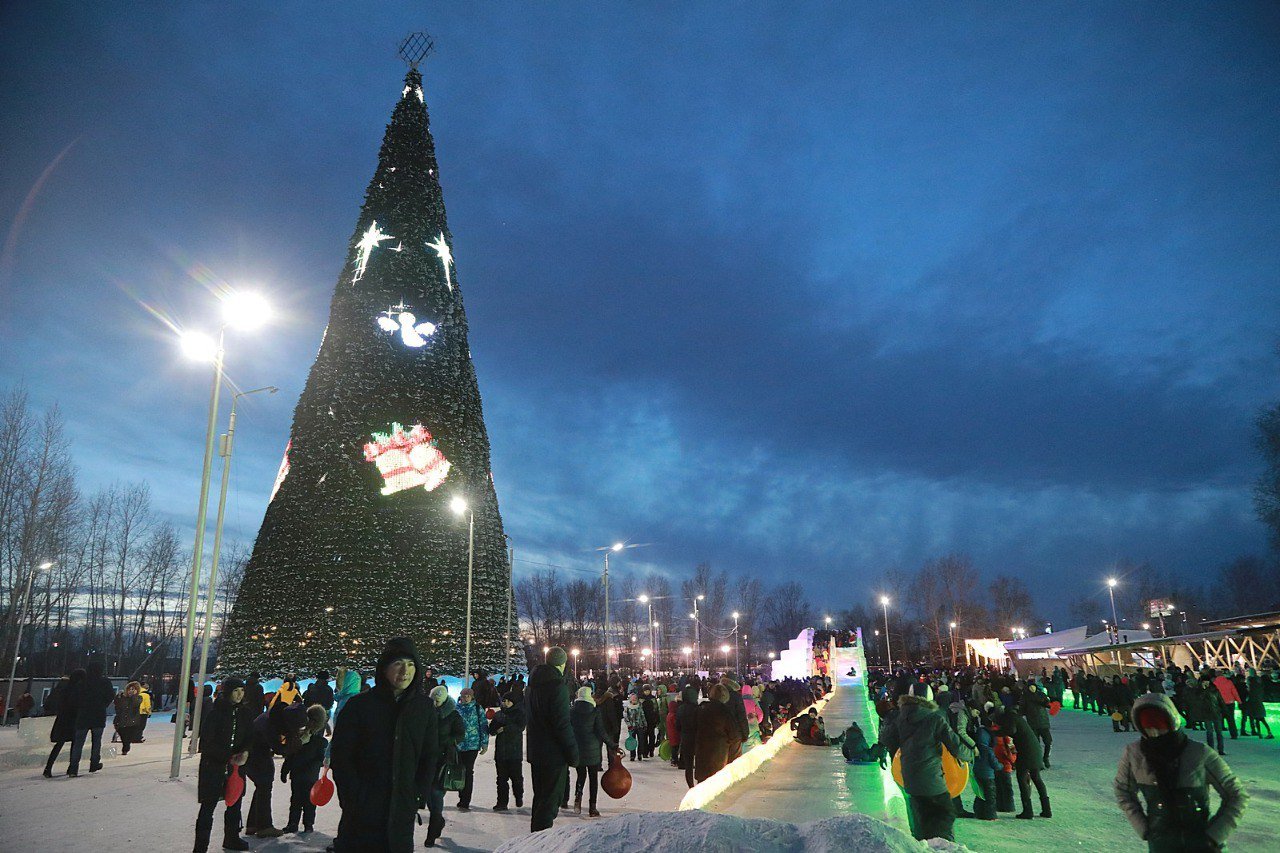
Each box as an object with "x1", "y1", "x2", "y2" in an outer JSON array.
[
  {"x1": 1040, "y1": 807, "x2": 1052, "y2": 819},
  {"x1": 222, "y1": 836, "x2": 249, "y2": 851},
  {"x1": 574, "y1": 796, "x2": 582, "y2": 814},
  {"x1": 1016, "y1": 811, "x2": 1033, "y2": 820},
  {"x1": 588, "y1": 807, "x2": 601, "y2": 818},
  {"x1": 193, "y1": 827, "x2": 211, "y2": 853},
  {"x1": 425, "y1": 814, "x2": 445, "y2": 847}
]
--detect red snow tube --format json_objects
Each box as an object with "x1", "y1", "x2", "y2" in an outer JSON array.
[
  {"x1": 1049, "y1": 701, "x2": 1062, "y2": 716},
  {"x1": 224, "y1": 764, "x2": 245, "y2": 807},
  {"x1": 601, "y1": 750, "x2": 632, "y2": 799},
  {"x1": 311, "y1": 766, "x2": 335, "y2": 806}
]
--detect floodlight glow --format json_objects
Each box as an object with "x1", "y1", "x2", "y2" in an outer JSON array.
[
  {"x1": 682, "y1": 647, "x2": 692, "y2": 655},
  {"x1": 611, "y1": 542, "x2": 624, "y2": 552},
  {"x1": 450, "y1": 497, "x2": 468, "y2": 515},
  {"x1": 720, "y1": 644, "x2": 730, "y2": 653},
  {"x1": 642, "y1": 648, "x2": 651, "y2": 656},
  {"x1": 638, "y1": 594, "x2": 649, "y2": 603},
  {"x1": 38, "y1": 561, "x2": 54, "y2": 570},
  {"x1": 1108, "y1": 578, "x2": 1118, "y2": 588},
  {"x1": 697, "y1": 594, "x2": 705, "y2": 601},
  {"x1": 222, "y1": 291, "x2": 271, "y2": 330},
  {"x1": 571, "y1": 649, "x2": 580, "y2": 656},
  {"x1": 732, "y1": 611, "x2": 740, "y2": 620},
  {"x1": 880, "y1": 596, "x2": 890, "y2": 606},
  {"x1": 949, "y1": 621, "x2": 957, "y2": 628},
  {"x1": 180, "y1": 330, "x2": 218, "y2": 362}
]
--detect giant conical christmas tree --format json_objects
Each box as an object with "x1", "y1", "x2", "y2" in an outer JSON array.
[{"x1": 218, "y1": 56, "x2": 512, "y2": 677}]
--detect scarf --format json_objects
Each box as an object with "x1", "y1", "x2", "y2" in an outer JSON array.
[{"x1": 1139, "y1": 729, "x2": 1188, "y2": 803}]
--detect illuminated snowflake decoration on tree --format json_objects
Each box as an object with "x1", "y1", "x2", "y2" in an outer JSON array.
[
  {"x1": 362, "y1": 422, "x2": 451, "y2": 496},
  {"x1": 427, "y1": 232, "x2": 454, "y2": 291},
  {"x1": 352, "y1": 220, "x2": 395, "y2": 283},
  {"x1": 377, "y1": 305, "x2": 436, "y2": 347}
]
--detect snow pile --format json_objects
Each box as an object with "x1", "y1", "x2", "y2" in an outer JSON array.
[{"x1": 493, "y1": 810, "x2": 968, "y2": 853}]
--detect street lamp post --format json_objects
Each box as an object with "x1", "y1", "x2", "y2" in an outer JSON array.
[
  {"x1": 880, "y1": 596, "x2": 893, "y2": 670},
  {"x1": 171, "y1": 290, "x2": 270, "y2": 779},
  {"x1": 1107, "y1": 578, "x2": 1120, "y2": 640},
  {"x1": 4, "y1": 561, "x2": 50, "y2": 725},
  {"x1": 189, "y1": 385, "x2": 276, "y2": 754},
  {"x1": 948, "y1": 621, "x2": 957, "y2": 667},
  {"x1": 682, "y1": 646, "x2": 692, "y2": 673},
  {"x1": 732, "y1": 611, "x2": 740, "y2": 675},
  {"x1": 720, "y1": 644, "x2": 730, "y2": 670},
  {"x1": 451, "y1": 497, "x2": 475, "y2": 682},
  {"x1": 652, "y1": 620, "x2": 661, "y2": 673},
  {"x1": 690, "y1": 593, "x2": 704, "y2": 673},
  {"x1": 571, "y1": 648, "x2": 580, "y2": 680},
  {"x1": 639, "y1": 595, "x2": 655, "y2": 672}
]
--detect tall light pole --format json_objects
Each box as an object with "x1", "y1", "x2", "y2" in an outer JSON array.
[
  {"x1": 571, "y1": 648, "x2": 580, "y2": 680},
  {"x1": 949, "y1": 621, "x2": 957, "y2": 667},
  {"x1": 1107, "y1": 578, "x2": 1119, "y2": 640},
  {"x1": 189, "y1": 385, "x2": 276, "y2": 754},
  {"x1": 505, "y1": 539, "x2": 514, "y2": 680},
  {"x1": 880, "y1": 596, "x2": 893, "y2": 670},
  {"x1": 682, "y1": 646, "x2": 692, "y2": 673},
  {"x1": 451, "y1": 497, "x2": 475, "y2": 682},
  {"x1": 720, "y1": 644, "x2": 730, "y2": 671},
  {"x1": 171, "y1": 289, "x2": 270, "y2": 779},
  {"x1": 4, "y1": 561, "x2": 50, "y2": 725},
  {"x1": 639, "y1": 594, "x2": 654, "y2": 672},
  {"x1": 652, "y1": 620, "x2": 661, "y2": 672},
  {"x1": 596, "y1": 542, "x2": 644, "y2": 680},
  {"x1": 732, "y1": 611, "x2": 740, "y2": 675},
  {"x1": 690, "y1": 593, "x2": 705, "y2": 672}
]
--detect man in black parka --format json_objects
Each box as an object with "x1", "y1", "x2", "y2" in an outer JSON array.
[
  {"x1": 67, "y1": 658, "x2": 115, "y2": 776},
  {"x1": 525, "y1": 646, "x2": 578, "y2": 832},
  {"x1": 194, "y1": 677, "x2": 253, "y2": 853},
  {"x1": 330, "y1": 637, "x2": 439, "y2": 852}
]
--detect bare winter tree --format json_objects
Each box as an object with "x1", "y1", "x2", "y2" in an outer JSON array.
[{"x1": 762, "y1": 580, "x2": 812, "y2": 650}]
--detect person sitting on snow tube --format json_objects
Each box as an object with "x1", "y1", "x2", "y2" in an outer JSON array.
[{"x1": 841, "y1": 721, "x2": 886, "y2": 766}]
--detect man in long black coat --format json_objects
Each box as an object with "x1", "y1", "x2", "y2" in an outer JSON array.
[
  {"x1": 330, "y1": 637, "x2": 440, "y2": 853},
  {"x1": 68, "y1": 659, "x2": 114, "y2": 776},
  {"x1": 525, "y1": 646, "x2": 578, "y2": 832},
  {"x1": 194, "y1": 677, "x2": 253, "y2": 853}
]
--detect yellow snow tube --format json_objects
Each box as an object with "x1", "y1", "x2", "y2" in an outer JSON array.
[{"x1": 891, "y1": 748, "x2": 970, "y2": 798}]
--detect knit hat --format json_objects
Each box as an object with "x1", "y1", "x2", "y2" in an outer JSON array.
[
  {"x1": 506, "y1": 684, "x2": 524, "y2": 704},
  {"x1": 221, "y1": 677, "x2": 245, "y2": 696},
  {"x1": 429, "y1": 685, "x2": 450, "y2": 706},
  {"x1": 375, "y1": 637, "x2": 421, "y2": 689},
  {"x1": 576, "y1": 686, "x2": 595, "y2": 704},
  {"x1": 459, "y1": 688, "x2": 474, "y2": 701},
  {"x1": 547, "y1": 646, "x2": 568, "y2": 667}
]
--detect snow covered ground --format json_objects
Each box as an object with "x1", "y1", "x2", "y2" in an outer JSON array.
[
  {"x1": 3, "y1": 694, "x2": 1276, "y2": 852},
  {"x1": 0, "y1": 719, "x2": 688, "y2": 852}
]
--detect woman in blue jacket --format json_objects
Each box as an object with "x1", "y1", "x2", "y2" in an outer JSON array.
[{"x1": 454, "y1": 687, "x2": 489, "y2": 810}]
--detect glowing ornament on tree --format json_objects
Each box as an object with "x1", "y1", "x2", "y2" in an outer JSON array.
[
  {"x1": 352, "y1": 221, "x2": 395, "y2": 283},
  {"x1": 268, "y1": 443, "x2": 291, "y2": 503},
  {"x1": 363, "y1": 422, "x2": 451, "y2": 496},
  {"x1": 377, "y1": 306, "x2": 437, "y2": 347},
  {"x1": 427, "y1": 232, "x2": 454, "y2": 291}
]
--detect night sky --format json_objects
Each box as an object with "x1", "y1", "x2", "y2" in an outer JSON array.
[{"x1": 2, "y1": 4, "x2": 1277, "y2": 624}]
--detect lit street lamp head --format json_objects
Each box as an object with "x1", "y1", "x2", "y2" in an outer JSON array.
[
  {"x1": 880, "y1": 596, "x2": 890, "y2": 606},
  {"x1": 638, "y1": 594, "x2": 649, "y2": 603},
  {"x1": 1107, "y1": 577, "x2": 1118, "y2": 588},
  {"x1": 222, "y1": 291, "x2": 271, "y2": 330},
  {"x1": 611, "y1": 542, "x2": 624, "y2": 552},
  {"x1": 450, "y1": 496, "x2": 468, "y2": 515},
  {"x1": 732, "y1": 611, "x2": 740, "y2": 620}
]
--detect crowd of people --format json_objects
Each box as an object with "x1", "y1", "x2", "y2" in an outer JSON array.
[
  {"x1": 156, "y1": 640, "x2": 831, "y2": 852},
  {"x1": 867, "y1": 660, "x2": 1258, "y2": 850},
  {"x1": 23, "y1": 644, "x2": 1275, "y2": 852}
]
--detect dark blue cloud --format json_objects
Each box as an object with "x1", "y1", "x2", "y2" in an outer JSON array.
[{"x1": 1, "y1": 2, "x2": 1277, "y2": 623}]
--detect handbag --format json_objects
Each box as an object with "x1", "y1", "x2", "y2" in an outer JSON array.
[{"x1": 440, "y1": 761, "x2": 465, "y2": 792}]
